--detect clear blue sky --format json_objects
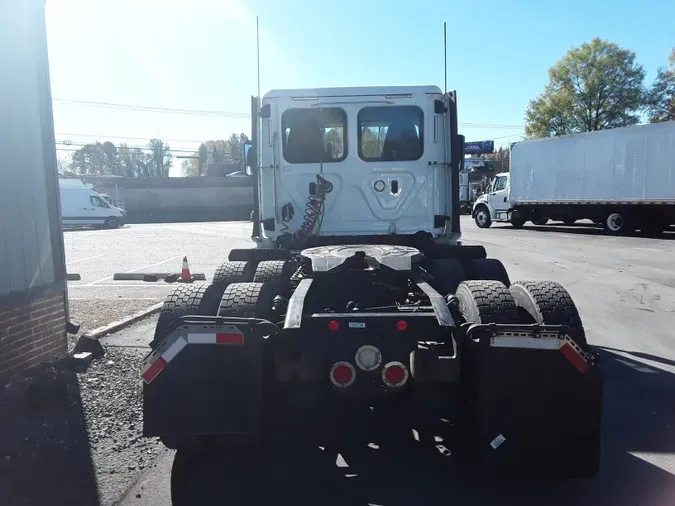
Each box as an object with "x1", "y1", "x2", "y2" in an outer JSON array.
[{"x1": 45, "y1": 0, "x2": 675, "y2": 176}]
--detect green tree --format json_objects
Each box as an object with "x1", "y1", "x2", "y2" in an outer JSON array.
[
  {"x1": 227, "y1": 133, "x2": 249, "y2": 166},
  {"x1": 647, "y1": 48, "x2": 675, "y2": 123},
  {"x1": 146, "y1": 139, "x2": 172, "y2": 178},
  {"x1": 119, "y1": 144, "x2": 146, "y2": 177},
  {"x1": 197, "y1": 143, "x2": 208, "y2": 176},
  {"x1": 71, "y1": 142, "x2": 108, "y2": 175},
  {"x1": 101, "y1": 141, "x2": 124, "y2": 176},
  {"x1": 525, "y1": 38, "x2": 646, "y2": 139}
]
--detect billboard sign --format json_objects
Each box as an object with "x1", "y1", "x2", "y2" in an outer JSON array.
[{"x1": 465, "y1": 140, "x2": 494, "y2": 154}]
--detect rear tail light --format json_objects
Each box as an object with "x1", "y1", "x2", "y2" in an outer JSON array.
[
  {"x1": 330, "y1": 361, "x2": 356, "y2": 387},
  {"x1": 382, "y1": 361, "x2": 409, "y2": 388}
]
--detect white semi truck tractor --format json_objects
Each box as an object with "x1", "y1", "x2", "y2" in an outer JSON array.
[{"x1": 141, "y1": 86, "x2": 603, "y2": 503}]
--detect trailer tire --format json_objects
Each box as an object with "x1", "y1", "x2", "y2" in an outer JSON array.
[
  {"x1": 603, "y1": 211, "x2": 634, "y2": 235},
  {"x1": 455, "y1": 280, "x2": 519, "y2": 324},
  {"x1": 151, "y1": 283, "x2": 224, "y2": 349},
  {"x1": 253, "y1": 260, "x2": 294, "y2": 294},
  {"x1": 466, "y1": 258, "x2": 511, "y2": 287},
  {"x1": 509, "y1": 280, "x2": 587, "y2": 346},
  {"x1": 218, "y1": 282, "x2": 275, "y2": 320},
  {"x1": 212, "y1": 260, "x2": 255, "y2": 286},
  {"x1": 474, "y1": 206, "x2": 492, "y2": 228}
]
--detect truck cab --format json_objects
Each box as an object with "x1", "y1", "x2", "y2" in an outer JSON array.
[
  {"x1": 248, "y1": 86, "x2": 465, "y2": 250},
  {"x1": 472, "y1": 172, "x2": 511, "y2": 227}
]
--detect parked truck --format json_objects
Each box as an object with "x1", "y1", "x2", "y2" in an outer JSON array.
[
  {"x1": 472, "y1": 121, "x2": 675, "y2": 235},
  {"x1": 141, "y1": 86, "x2": 603, "y2": 502}
]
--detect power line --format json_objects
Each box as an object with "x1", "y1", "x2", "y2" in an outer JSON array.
[
  {"x1": 53, "y1": 98, "x2": 525, "y2": 129},
  {"x1": 52, "y1": 98, "x2": 250, "y2": 118},
  {"x1": 55, "y1": 132, "x2": 209, "y2": 144}
]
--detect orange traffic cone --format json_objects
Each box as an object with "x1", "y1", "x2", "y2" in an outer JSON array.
[{"x1": 179, "y1": 256, "x2": 192, "y2": 283}]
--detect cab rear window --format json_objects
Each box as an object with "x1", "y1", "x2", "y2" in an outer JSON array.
[
  {"x1": 281, "y1": 108, "x2": 347, "y2": 164},
  {"x1": 358, "y1": 106, "x2": 424, "y2": 162}
]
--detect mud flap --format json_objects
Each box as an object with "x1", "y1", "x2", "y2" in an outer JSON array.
[
  {"x1": 462, "y1": 324, "x2": 603, "y2": 478},
  {"x1": 142, "y1": 317, "x2": 273, "y2": 440}
]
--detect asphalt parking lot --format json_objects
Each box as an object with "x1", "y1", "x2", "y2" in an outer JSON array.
[
  {"x1": 59, "y1": 216, "x2": 675, "y2": 506},
  {"x1": 64, "y1": 222, "x2": 257, "y2": 332}
]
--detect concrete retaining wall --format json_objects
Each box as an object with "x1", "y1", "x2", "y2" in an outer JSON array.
[{"x1": 78, "y1": 176, "x2": 254, "y2": 223}]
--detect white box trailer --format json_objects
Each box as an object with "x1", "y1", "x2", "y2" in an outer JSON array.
[{"x1": 472, "y1": 121, "x2": 675, "y2": 235}]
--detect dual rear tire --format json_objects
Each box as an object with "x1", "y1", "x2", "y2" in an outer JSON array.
[{"x1": 455, "y1": 278, "x2": 598, "y2": 479}]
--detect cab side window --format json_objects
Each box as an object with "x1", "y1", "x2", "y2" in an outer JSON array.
[
  {"x1": 493, "y1": 176, "x2": 507, "y2": 191},
  {"x1": 90, "y1": 196, "x2": 109, "y2": 208}
]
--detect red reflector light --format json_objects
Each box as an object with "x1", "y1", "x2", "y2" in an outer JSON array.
[
  {"x1": 382, "y1": 361, "x2": 408, "y2": 387},
  {"x1": 560, "y1": 342, "x2": 590, "y2": 373},
  {"x1": 328, "y1": 320, "x2": 340, "y2": 332},
  {"x1": 142, "y1": 357, "x2": 167, "y2": 383},
  {"x1": 396, "y1": 320, "x2": 408, "y2": 331},
  {"x1": 330, "y1": 361, "x2": 355, "y2": 387},
  {"x1": 216, "y1": 332, "x2": 243, "y2": 345}
]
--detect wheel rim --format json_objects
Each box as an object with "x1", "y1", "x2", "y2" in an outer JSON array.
[
  {"x1": 476, "y1": 210, "x2": 488, "y2": 226},
  {"x1": 606, "y1": 213, "x2": 623, "y2": 232},
  {"x1": 108, "y1": 218, "x2": 118, "y2": 228}
]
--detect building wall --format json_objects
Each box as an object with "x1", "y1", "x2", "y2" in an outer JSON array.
[
  {"x1": 0, "y1": 0, "x2": 68, "y2": 380},
  {"x1": 79, "y1": 176, "x2": 254, "y2": 223}
]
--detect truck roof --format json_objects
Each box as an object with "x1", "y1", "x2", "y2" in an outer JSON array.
[
  {"x1": 263, "y1": 85, "x2": 443, "y2": 99},
  {"x1": 513, "y1": 119, "x2": 675, "y2": 148}
]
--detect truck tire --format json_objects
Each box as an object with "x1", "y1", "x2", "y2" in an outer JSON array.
[
  {"x1": 473, "y1": 206, "x2": 492, "y2": 228},
  {"x1": 212, "y1": 260, "x2": 255, "y2": 286},
  {"x1": 218, "y1": 282, "x2": 275, "y2": 320},
  {"x1": 603, "y1": 211, "x2": 634, "y2": 235},
  {"x1": 510, "y1": 216, "x2": 525, "y2": 228},
  {"x1": 509, "y1": 280, "x2": 587, "y2": 346},
  {"x1": 253, "y1": 260, "x2": 294, "y2": 295},
  {"x1": 151, "y1": 283, "x2": 224, "y2": 349},
  {"x1": 563, "y1": 217, "x2": 577, "y2": 225},
  {"x1": 465, "y1": 258, "x2": 511, "y2": 287},
  {"x1": 104, "y1": 216, "x2": 120, "y2": 229},
  {"x1": 424, "y1": 258, "x2": 466, "y2": 296},
  {"x1": 455, "y1": 280, "x2": 519, "y2": 324},
  {"x1": 532, "y1": 216, "x2": 549, "y2": 226}
]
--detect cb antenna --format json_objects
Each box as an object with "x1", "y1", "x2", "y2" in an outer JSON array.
[
  {"x1": 256, "y1": 16, "x2": 261, "y2": 99},
  {"x1": 443, "y1": 21, "x2": 447, "y2": 94}
]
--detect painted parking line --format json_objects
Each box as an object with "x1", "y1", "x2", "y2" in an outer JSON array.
[
  {"x1": 66, "y1": 253, "x2": 104, "y2": 265},
  {"x1": 85, "y1": 255, "x2": 184, "y2": 286},
  {"x1": 69, "y1": 284, "x2": 178, "y2": 288}
]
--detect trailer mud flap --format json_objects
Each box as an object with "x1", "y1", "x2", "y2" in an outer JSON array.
[
  {"x1": 462, "y1": 324, "x2": 603, "y2": 478},
  {"x1": 142, "y1": 317, "x2": 275, "y2": 440}
]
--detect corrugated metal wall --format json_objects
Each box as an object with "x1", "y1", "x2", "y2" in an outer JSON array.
[{"x1": 0, "y1": 0, "x2": 66, "y2": 305}]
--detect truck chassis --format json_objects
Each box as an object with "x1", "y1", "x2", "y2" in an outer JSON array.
[{"x1": 142, "y1": 242, "x2": 603, "y2": 479}]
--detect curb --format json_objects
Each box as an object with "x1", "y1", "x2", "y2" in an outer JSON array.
[{"x1": 83, "y1": 302, "x2": 164, "y2": 339}]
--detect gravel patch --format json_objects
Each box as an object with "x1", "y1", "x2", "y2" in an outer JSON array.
[
  {"x1": 0, "y1": 345, "x2": 163, "y2": 506},
  {"x1": 67, "y1": 299, "x2": 160, "y2": 348}
]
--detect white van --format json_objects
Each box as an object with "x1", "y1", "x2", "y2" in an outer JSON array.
[{"x1": 59, "y1": 179, "x2": 126, "y2": 228}]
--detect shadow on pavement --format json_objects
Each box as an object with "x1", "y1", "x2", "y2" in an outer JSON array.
[
  {"x1": 488, "y1": 222, "x2": 675, "y2": 240},
  {"x1": 0, "y1": 358, "x2": 100, "y2": 506},
  {"x1": 170, "y1": 348, "x2": 675, "y2": 506}
]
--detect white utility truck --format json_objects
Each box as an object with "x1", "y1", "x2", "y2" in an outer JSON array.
[
  {"x1": 141, "y1": 86, "x2": 603, "y2": 503},
  {"x1": 59, "y1": 178, "x2": 126, "y2": 228},
  {"x1": 472, "y1": 121, "x2": 675, "y2": 235}
]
